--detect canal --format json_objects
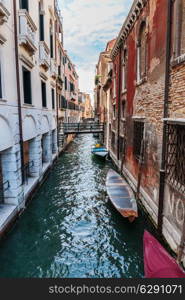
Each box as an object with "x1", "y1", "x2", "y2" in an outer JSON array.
[{"x1": 0, "y1": 135, "x2": 154, "y2": 278}]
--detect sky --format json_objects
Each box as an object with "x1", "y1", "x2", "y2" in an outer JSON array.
[{"x1": 58, "y1": 0, "x2": 133, "y2": 100}]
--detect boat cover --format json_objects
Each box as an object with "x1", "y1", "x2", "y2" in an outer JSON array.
[{"x1": 144, "y1": 231, "x2": 185, "y2": 278}]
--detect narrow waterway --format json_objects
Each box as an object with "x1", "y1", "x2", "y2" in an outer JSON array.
[{"x1": 0, "y1": 135, "x2": 154, "y2": 278}]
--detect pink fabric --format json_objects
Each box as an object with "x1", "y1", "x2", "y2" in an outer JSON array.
[{"x1": 144, "y1": 231, "x2": 185, "y2": 278}]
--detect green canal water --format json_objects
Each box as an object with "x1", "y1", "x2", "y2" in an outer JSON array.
[{"x1": 0, "y1": 135, "x2": 154, "y2": 278}]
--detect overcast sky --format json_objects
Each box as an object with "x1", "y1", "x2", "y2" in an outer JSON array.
[{"x1": 58, "y1": 0, "x2": 132, "y2": 99}]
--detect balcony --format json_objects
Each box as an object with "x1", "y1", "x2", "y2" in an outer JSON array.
[
  {"x1": 0, "y1": 1, "x2": 10, "y2": 25},
  {"x1": 19, "y1": 10, "x2": 37, "y2": 55},
  {"x1": 50, "y1": 58, "x2": 57, "y2": 78},
  {"x1": 39, "y1": 42, "x2": 50, "y2": 70}
]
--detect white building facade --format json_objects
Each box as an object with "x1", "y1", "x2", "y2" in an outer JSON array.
[{"x1": 0, "y1": 0, "x2": 69, "y2": 236}]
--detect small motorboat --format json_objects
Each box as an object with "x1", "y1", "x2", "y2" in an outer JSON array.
[
  {"x1": 91, "y1": 144, "x2": 108, "y2": 158},
  {"x1": 143, "y1": 230, "x2": 185, "y2": 278},
  {"x1": 106, "y1": 169, "x2": 138, "y2": 222}
]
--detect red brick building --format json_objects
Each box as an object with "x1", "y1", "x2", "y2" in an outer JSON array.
[{"x1": 102, "y1": 0, "x2": 185, "y2": 264}]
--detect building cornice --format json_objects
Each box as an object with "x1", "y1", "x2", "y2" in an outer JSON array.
[{"x1": 111, "y1": 0, "x2": 147, "y2": 59}]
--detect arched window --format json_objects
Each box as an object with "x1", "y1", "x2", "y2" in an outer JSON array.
[
  {"x1": 122, "y1": 48, "x2": 127, "y2": 91},
  {"x1": 137, "y1": 21, "x2": 147, "y2": 82},
  {"x1": 173, "y1": 0, "x2": 185, "y2": 58}
]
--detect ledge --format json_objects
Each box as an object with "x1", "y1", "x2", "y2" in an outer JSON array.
[
  {"x1": 19, "y1": 54, "x2": 35, "y2": 69},
  {"x1": 0, "y1": 33, "x2": 6, "y2": 45},
  {"x1": 0, "y1": 2, "x2": 10, "y2": 25},
  {"x1": 121, "y1": 89, "x2": 127, "y2": 95},
  {"x1": 163, "y1": 118, "x2": 185, "y2": 125},
  {"x1": 23, "y1": 103, "x2": 34, "y2": 108},
  {"x1": 171, "y1": 54, "x2": 185, "y2": 68},
  {"x1": 0, "y1": 98, "x2": 7, "y2": 103},
  {"x1": 132, "y1": 116, "x2": 146, "y2": 120}
]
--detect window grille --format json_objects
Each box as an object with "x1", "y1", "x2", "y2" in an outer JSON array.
[
  {"x1": 166, "y1": 123, "x2": 185, "y2": 195},
  {"x1": 133, "y1": 121, "x2": 144, "y2": 160}
]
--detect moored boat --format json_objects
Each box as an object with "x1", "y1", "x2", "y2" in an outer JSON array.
[
  {"x1": 91, "y1": 144, "x2": 108, "y2": 158},
  {"x1": 143, "y1": 230, "x2": 185, "y2": 278},
  {"x1": 106, "y1": 169, "x2": 138, "y2": 222}
]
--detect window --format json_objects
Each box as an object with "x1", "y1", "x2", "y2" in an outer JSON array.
[
  {"x1": 111, "y1": 131, "x2": 116, "y2": 152},
  {"x1": 137, "y1": 21, "x2": 147, "y2": 82},
  {"x1": 173, "y1": 0, "x2": 185, "y2": 58},
  {"x1": 65, "y1": 77, "x2": 67, "y2": 90},
  {"x1": 60, "y1": 96, "x2": 67, "y2": 109},
  {"x1": 41, "y1": 81, "x2": 47, "y2": 107},
  {"x1": 20, "y1": 0, "x2": 29, "y2": 10},
  {"x1": 52, "y1": 88, "x2": 55, "y2": 109},
  {"x1": 166, "y1": 123, "x2": 185, "y2": 195},
  {"x1": 58, "y1": 66, "x2": 61, "y2": 76},
  {"x1": 39, "y1": 1, "x2": 44, "y2": 41},
  {"x1": 133, "y1": 121, "x2": 144, "y2": 160},
  {"x1": 70, "y1": 82, "x2": 74, "y2": 92},
  {"x1": 113, "y1": 104, "x2": 116, "y2": 119},
  {"x1": 122, "y1": 49, "x2": 127, "y2": 91},
  {"x1": 63, "y1": 57, "x2": 66, "y2": 65},
  {"x1": 22, "y1": 67, "x2": 32, "y2": 104},
  {"x1": 50, "y1": 22, "x2": 54, "y2": 58}
]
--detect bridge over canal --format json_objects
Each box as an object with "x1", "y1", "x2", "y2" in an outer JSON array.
[{"x1": 61, "y1": 123, "x2": 104, "y2": 135}]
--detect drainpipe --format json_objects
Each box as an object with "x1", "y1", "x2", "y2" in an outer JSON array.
[
  {"x1": 157, "y1": 0, "x2": 172, "y2": 235},
  {"x1": 13, "y1": 0, "x2": 25, "y2": 184},
  {"x1": 117, "y1": 45, "x2": 122, "y2": 163}
]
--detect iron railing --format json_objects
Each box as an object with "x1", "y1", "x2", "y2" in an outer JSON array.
[{"x1": 166, "y1": 123, "x2": 185, "y2": 195}]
